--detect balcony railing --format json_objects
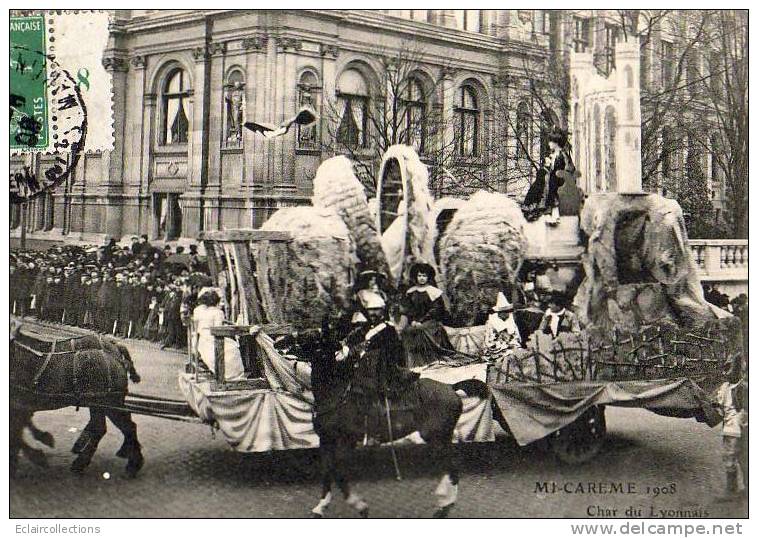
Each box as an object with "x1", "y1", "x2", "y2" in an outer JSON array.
[{"x1": 689, "y1": 239, "x2": 748, "y2": 281}]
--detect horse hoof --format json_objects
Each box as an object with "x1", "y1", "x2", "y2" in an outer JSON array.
[
  {"x1": 131, "y1": 374, "x2": 142, "y2": 384},
  {"x1": 125, "y1": 453, "x2": 144, "y2": 478},
  {"x1": 310, "y1": 512, "x2": 323, "y2": 519},
  {"x1": 359, "y1": 507, "x2": 369, "y2": 519},
  {"x1": 24, "y1": 447, "x2": 49, "y2": 468},
  {"x1": 70, "y1": 457, "x2": 89, "y2": 474},
  {"x1": 433, "y1": 504, "x2": 454, "y2": 518}
]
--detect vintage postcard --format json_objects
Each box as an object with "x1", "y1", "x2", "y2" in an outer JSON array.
[{"x1": 8, "y1": 7, "x2": 749, "y2": 528}]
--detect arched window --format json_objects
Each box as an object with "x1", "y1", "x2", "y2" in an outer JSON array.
[
  {"x1": 224, "y1": 69, "x2": 245, "y2": 147},
  {"x1": 455, "y1": 85, "x2": 479, "y2": 157},
  {"x1": 515, "y1": 101, "x2": 530, "y2": 160},
  {"x1": 593, "y1": 104, "x2": 602, "y2": 191},
  {"x1": 162, "y1": 68, "x2": 190, "y2": 145},
  {"x1": 336, "y1": 68, "x2": 369, "y2": 148},
  {"x1": 298, "y1": 70, "x2": 321, "y2": 149},
  {"x1": 604, "y1": 106, "x2": 617, "y2": 191},
  {"x1": 399, "y1": 77, "x2": 427, "y2": 152}
]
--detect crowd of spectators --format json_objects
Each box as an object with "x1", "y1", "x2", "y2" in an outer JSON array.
[{"x1": 10, "y1": 235, "x2": 212, "y2": 351}]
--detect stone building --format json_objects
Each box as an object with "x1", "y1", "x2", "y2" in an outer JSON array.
[{"x1": 9, "y1": 9, "x2": 742, "y2": 244}]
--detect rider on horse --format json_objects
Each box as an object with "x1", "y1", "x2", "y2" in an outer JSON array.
[{"x1": 336, "y1": 291, "x2": 419, "y2": 396}]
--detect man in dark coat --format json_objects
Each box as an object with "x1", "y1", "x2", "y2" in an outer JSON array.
[{"x1": 338, "y1": 291, "x2": 417, "y2": 396}]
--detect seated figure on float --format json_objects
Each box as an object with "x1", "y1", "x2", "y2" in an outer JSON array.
[
  {"x1": 401, "y1": 262, "x2": 462, "y2": 368},
  {"x1": 192, "y1": 288, "x2": 245, "y2": 381},
  {"x1": 537, "y1": 290, "x2": 582, "y2": 339},
  {"x1": 483, "y1": 292, "x2": 522, "y2": 362}
]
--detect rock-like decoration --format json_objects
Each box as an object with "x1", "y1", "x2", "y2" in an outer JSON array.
[
  {"x1": 438, "y1": 191, "x2": 527, "y2": 327},
  {"x1": 255, "y1": 206, "x2": 358, "y2": 331},
  {"x1": 574, "y1": 192, "x2": 729, "y2": 331},
  {"x1": 311, "y1": 156, "x2": 390, "y2": 278}
]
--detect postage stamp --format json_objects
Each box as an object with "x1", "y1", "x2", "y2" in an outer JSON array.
[{"x1": 9, "y1": 10, "x2": 113, "y2": 202}]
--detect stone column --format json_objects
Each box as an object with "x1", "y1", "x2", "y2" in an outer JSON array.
[
  {"x1": 207, "y1": 42, "x2": 227, "y2": 195},
  {"x1": 185, "y1": 45, "x2": 210, "y2": 237},
  {"x1": 127, "y1": 55, "x2": 148, "y2": 236},
  {"x1": 101, "y1": 55, "x2": 129, "y2": 238},
  {"x1": 319, "y1": 43, "x2": 339, "y2": 156},
  {"x1": 440, "y1": 67, "x2": 457, "y2": 162},
  {"x1": 272, "y1": 37, "x2": 301, "y2": 189},
  {"x1": 242, "y1": 34, "x2": 268, "y2": 189}
]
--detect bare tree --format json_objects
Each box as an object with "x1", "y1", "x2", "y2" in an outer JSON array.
[{"x1": 320, "y1": 42, "x2": 498, "y2": 198}]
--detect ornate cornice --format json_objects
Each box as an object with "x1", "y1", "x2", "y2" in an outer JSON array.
[
  {"x1": 319, "y1": 43, "x2": 339, "y2": 58},
  {"x1": 241, "y1": 34, "x2": 268, "y2": 51},
  {"x1": 102, "y1": 55, "x2": 129, "y2": 73},
  {"x1": 440, "y1": 66, "x2": 457, "y2": 81},
  {"x1": 275, "y1": 36, "x2": 303, "y2": 53},
  {"x1": 130, "y1": 55, "x2": 147, "y2": 69},
  {"x1": 192, "y1": 46, "x2": 209, "y2": 62},
  {"x1": 209, "y1": 42, "x2": 227, "y2": 57}
]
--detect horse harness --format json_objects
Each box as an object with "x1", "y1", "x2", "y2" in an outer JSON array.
[{"x1": 11, "y1": 337, "x2": 118, "y2": 401}]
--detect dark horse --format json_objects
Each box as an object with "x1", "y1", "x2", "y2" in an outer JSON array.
[
  {"x1": 10, "y1": 320, "x2": 144, "y2": 478},
  {"x1": 285, "y1": 315, "x2": 482, "y2": 518}
]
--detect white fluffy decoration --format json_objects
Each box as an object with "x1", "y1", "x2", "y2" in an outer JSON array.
[
  {"x1": 257, "y1": 205, "x2": 358, "y2": 330},
  {"x1": 312, "y1": 155, "x2": 390, "y2": 276},
  {"x1": 439, "y1": 190, "x2": 527, "y2": 326}
]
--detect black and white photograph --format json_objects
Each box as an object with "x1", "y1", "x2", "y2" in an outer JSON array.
[{"x1": 7, "y1": 5, "x2": 750, "y2": 526}]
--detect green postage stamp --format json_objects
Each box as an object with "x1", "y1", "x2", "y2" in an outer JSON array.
[
  {"x1": 9, "y1": 10, "x2": 113, "y2": 156},
  {"x1": 10, "y1": 15, "x2": 49, "y2": 150}
]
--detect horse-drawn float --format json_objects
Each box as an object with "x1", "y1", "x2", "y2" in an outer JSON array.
[{"x1": 178, "y1": 146, "x2": 736, "y2": 464}]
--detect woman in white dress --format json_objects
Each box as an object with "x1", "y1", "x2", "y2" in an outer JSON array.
[{"x1": 192, "y1": 289, "x2": 245, "y2": 380}]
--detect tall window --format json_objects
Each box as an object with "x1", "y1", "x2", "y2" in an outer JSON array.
[
  {"x1": 661, "y1": 127, "x2": 672, "y2": 178},
  {"x1": 162, "y1": 68, "x2": 190, "y2": 145},
  {"x1": 515, "y1": 101, "x2": 530, "y2": 160},
  {"x1": 710, "y1": 134, "x2": 720, "y2": 190},
  {"x1": 593, "y1": 104, "x2": 602, "y2": 191},
  {"x1": 454, "y1": 10, "x2": 481, "y2": 32},
  {"x1": 640, "y1": 34, "x2": 650, "y2": 89},
  {"x1": 224, "y1": 69, "x2": 245, "y2": 147},
  {"x1": 709, "y1": 51, "x2": 722, "y2": 98},
  {"x1": 687, "y1": 51, "x2": 701, "y2": 95},
  {"x1": 604, "y1": 106, "x2": 617, "y2": 191},
  {"x1": 336, "y1": 69, "x2": 369, "y2": 148},
  {"x1": 298, "y1": 70, "x2": 321, "y2": 149},
  {"x1": 455, "y1": 85, "x2": 479, "y2": 157},
  {"x1": 573, "y1": 17, "x2": 591, "y2": 53},
  {"x1": 399, "y1": 77, "x2": 426, "y2": 152},
  {"x1": 573, "y1": 103, "x2": 581, "y2": 171},
  {"x1": 660, "y1": 40, "x2": 674, "y2": 87},
  {"x1": 604, "y1": 24, "x2": 620, "y2": 71}
]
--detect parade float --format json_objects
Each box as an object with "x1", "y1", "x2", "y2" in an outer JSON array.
[{"x1": 178, "y1": 145, "x2": 738, "y2": 462}]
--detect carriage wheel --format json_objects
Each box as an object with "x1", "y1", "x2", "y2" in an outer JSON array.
[{"x1": 549, "y1": 406, "x2": 606, "y2": 465}]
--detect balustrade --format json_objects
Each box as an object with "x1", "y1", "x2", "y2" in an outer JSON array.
[{"x1": 688, "y1": 239, "x2": 748, "y2": 282}]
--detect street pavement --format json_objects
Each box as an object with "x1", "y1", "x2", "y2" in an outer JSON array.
[{"x1": 10, "y1": 331, "x2": 748, "y2": 519}]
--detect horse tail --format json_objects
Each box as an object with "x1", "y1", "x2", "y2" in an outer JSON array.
[{"x1": 116, "y1": 343, "x2": 141, "y2": 384}]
